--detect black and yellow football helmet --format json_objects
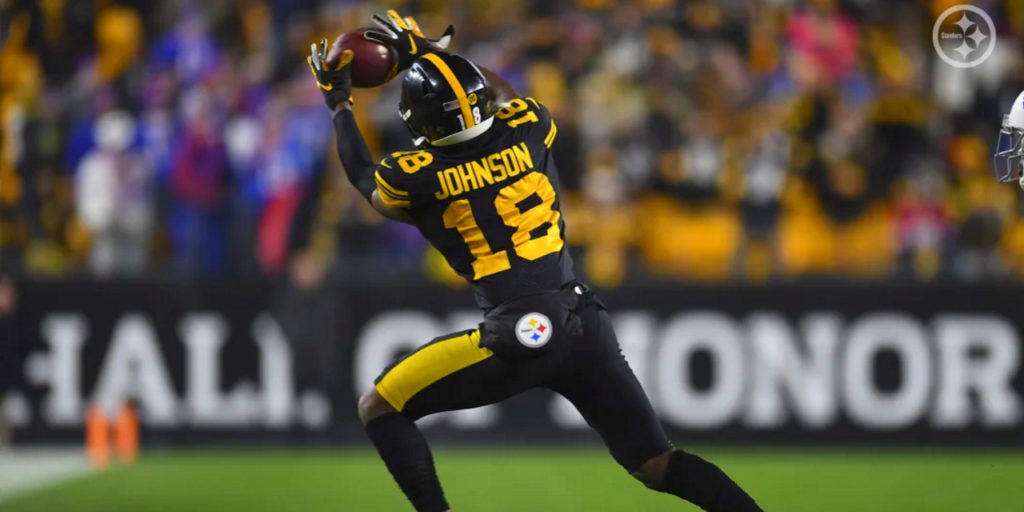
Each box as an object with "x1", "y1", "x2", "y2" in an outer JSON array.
[{"x1": 399, "y1": 52, "x2": 498, "y2": 147}]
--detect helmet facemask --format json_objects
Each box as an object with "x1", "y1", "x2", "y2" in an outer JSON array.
[
  {"x1": 993, "y1": 114, "x2": 1024, "y2": 183},
  {"x1": 398, "y1": 103, "x2": 430, "y2": 148}
]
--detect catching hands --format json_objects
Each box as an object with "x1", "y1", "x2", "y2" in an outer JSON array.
[
  {"x1": 308, "y1": 37, "x2": 354, "y2": 112},
  {"x1": 364, "y1": 9, "x2": 454, "y2": 74}
]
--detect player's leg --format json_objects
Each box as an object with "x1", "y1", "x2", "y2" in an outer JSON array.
[
  {"x1": 359, "y1": 391, "x2": 448, "y2": 512},
  {"x1": 551, "y1": 307, "x2": 763, "y2": 512},
  {"x1": 358, "y1": 328, "x2": 536, "y2": 512},
  {"x1": 633, "y1": 449, "x2": 764, "y2": 512}
]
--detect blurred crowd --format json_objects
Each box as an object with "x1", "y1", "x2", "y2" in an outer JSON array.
[{"x1": 2, "y1": 0, "x2": 1024, "y2": 287}]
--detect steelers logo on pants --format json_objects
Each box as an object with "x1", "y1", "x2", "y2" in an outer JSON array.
[{"x1": 515, "y1": 312, "x2": 553, "y2": 348}]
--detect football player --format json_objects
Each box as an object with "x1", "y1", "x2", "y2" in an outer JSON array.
[
  {"x1": 994, "y1": 90, "x2": 1024, "y2": 190},
  {"x1": 308, "y1": 10, "x2": 763, "y2": 512}
]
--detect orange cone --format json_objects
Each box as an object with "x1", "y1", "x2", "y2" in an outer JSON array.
[
  {"x1": 86, "y1": 405, "x2": 110, "y2": 470},
  {"x1": 114, "y1": 404, "x2": 139, "y2": 465}
]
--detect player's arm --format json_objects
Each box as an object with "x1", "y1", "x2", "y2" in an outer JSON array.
[
  {"x1": 370, "y1": 189, "x2": 414, "y2": 224},
  {"x1": 308, "y1": 38, "x2": 414, "y2": 225},
  {"x1": 479, "y1": 71, "x2": 554, "y2": 149},
  {"x1": 331, "y1": 105, "x2": 414, "y2": 224},
  {"x1": 478, "y1": 67, "x2": 519, "y2": 106},
  {"x1": 480, "y1": 66, "x2": 557, "y2": 146}
]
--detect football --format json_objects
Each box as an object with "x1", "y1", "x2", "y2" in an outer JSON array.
[{"x1": 326, "y1": 28, "x2": 397, "y2": 88}]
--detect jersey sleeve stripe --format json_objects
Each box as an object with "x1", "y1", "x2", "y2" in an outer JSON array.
[
  {"x1": 544, "y1": 120, "x2": 558, "y2": 147},
  {"x1": 376, "y1": 190, "x2": 411, "y2": 208},
  {"x1": 376, "y1": 187, "x2": 409, "y2": 205},
  {"x1": 374, "y1": 186, "x2": 409, "y2": 207},
  {"x1": 376, "y1": 185, "x2": 410, "y2": 204},
  {"x1": 377, "y1": 186, "x2": 408, "y2": 202},
  {"x1": 422, "y1": 53, "x2": 476, "y2": 129},
  {"x1": 374, "y1": 171, "x2": 409, "y2": 197}
]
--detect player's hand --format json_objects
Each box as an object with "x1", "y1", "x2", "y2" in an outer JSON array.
[
  {"x1": 308, "y1": 37, "x2": 354, "y2": 112},
  {"x1": 364, "y1": 10, "x2": 454, "y2": 74}
]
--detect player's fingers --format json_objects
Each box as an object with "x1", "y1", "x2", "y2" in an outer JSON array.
[
  {"x1": 386, "y1": 9, "x2": 409, "y2": 30},
  {"x1": 369, "y1": 15, "x2": 397, "y2": 39},
  {"x1": 309, "y1": 44, "x2": 321, "y2": 70},
  {"x1": 363, "y1": 29, "x2": 393, "y2": 45},
  {"x1": 318, "y1": 37, "x2": 329, "y2": 60},
  {"x1": 334, "y1": 49, "x2": 354, "y2": 71},
  {"x1": 306, "y1": 56, "x2": 320, "y2": 79},
  {"x1": 434, "y1": 25, "x2": 455, "y2": 49},
  {"x1": 404, "y1": 16, "x2": 424, "y2": 37}
]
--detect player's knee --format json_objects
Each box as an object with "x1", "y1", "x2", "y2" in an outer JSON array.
[
  {"x1": 357, "y1": 389, "x2": 396, "y2": 426},
  {"x1": 632, "y1": 450, "x2": 674, "y2": 491}
]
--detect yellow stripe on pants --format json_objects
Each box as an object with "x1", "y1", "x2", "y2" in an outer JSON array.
[{"x1": 376, "y1": 330, "x2": 492, "y2": 411}]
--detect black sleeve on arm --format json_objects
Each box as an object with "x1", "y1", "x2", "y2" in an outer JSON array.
[
  {"x1": 332, "y1": 108, "x2": 377, "y2": 202},
  {"x1": 479, "y1": 66, "x2": 519, "y2": 105}
]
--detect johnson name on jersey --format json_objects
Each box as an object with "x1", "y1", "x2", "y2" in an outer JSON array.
[{"x1": 373, "y1": 97, "x2": 574, "y2": 308}]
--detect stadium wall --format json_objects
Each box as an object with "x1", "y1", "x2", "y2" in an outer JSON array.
[{"x1": 4, "y1": 282, "x2": 1023, "y2": 445}]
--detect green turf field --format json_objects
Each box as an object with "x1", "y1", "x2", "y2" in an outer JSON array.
[{"x1": 5, "y1": 447, "x2": 1024, "y2": 511}]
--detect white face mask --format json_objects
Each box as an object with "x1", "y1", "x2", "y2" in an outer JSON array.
[
  {"x1": 993, "y1": 114, "x2": 1024, "y2": 184},
  {"x1": 994, "y1": 90, "x2": 1024, "y2": 186}
]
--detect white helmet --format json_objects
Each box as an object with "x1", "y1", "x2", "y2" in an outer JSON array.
[{"x1": 994, "y1": 89, "x2": 1024, "y2": 188}]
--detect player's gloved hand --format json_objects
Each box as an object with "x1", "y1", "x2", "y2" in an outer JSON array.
[
  {"x1": 307, "y1": 37, "x2": 354, "y2": 112},
  {"x1": 364, "y1": 9, "x2": 454, "y2": 74}
]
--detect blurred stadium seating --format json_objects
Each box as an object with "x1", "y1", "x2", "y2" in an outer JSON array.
[
  {"x1": 2, "y1": 0, "x2": 1023, "y2": 286},
  {"x1": 4, "y1": 2, "x2": 1024, "y2": 510}
]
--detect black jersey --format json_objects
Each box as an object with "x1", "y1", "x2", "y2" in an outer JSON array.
[{"x1": 373, "y1": 97, "x2": 575, "y2": 308}]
